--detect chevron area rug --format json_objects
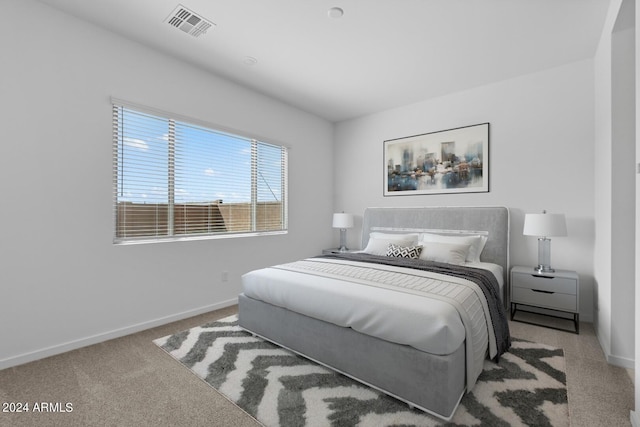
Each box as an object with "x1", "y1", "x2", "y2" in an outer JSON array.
[{"x1": 153, "y1": 315, "x2": 569, "y2": 427}]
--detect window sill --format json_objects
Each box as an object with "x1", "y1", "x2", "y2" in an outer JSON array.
[{"x1": 113, "y1": 230, "x2": 287, "y2": 245}]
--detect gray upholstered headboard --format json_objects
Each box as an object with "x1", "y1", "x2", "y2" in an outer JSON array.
[{"x1": 362, "y1": 206, "x2": 510, "y2": 297}]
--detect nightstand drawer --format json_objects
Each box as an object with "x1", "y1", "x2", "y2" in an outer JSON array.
[
  {"x1": 512, "y1": 287, "x2": 577, "y2": 312},
  {"x1": 512, "y1": 273, "x2": 576, "y2": 295}
]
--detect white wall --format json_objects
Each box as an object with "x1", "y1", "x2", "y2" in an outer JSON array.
[
  {"x1": 636, "y1": 0, "x2": 640, "y2": 420},
  {"x1": 594, "y1": 0, "x2": 617, "y2": 364},
  {"x1": 334, "y1": 60, "x2": 596, "y2": 322},
  {"x1": 594, "y1": 0, "x2": 636, "y2": 370},
  {"x1": 612, "y1": 24, "x2": 636, "y2": 365},
  {"x1": 0, "y1": 0, "x2": 334, "y2": 368}
]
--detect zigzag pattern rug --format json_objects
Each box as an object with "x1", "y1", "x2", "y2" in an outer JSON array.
[{"x1": 153, "y1": 315, "x2": 569, "y2": 426}]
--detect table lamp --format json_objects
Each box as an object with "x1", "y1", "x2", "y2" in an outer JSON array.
[
  {"x1": 332, "y1": 213, "x2": 354, "y2": 252},
  {"x1": 523, "y1": 210, "x2": 567, "y2": 273}
]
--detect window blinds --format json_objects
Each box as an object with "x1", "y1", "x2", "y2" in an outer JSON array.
[{"x1": 113, "y1": 103, "x2": 288, "y2": 242}]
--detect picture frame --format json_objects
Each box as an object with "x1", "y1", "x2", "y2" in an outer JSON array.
[{"x1": 384, "y1": 123, "x2": 489, "y2": 196}]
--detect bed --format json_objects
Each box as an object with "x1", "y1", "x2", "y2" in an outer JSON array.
[{"x1": 238, "y1": 206, "x2": 511, "y2": 420}]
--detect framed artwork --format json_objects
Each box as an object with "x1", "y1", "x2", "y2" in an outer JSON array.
[{"x1": 384, "y1": 123, "x2": 489, "y2": 196}]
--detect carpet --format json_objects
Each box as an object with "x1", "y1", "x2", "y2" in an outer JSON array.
[{"x1": 153, "y1": 315, "x2": 569, "y2": 427}]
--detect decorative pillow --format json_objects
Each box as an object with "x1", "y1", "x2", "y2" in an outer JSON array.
[
  {"x1": 419, "y1": 242, "x2": 471, "y2": 265},
  {"x1": 419, "y1": 233, "x2": 487, "y2": 262},
  {"x1": 386, "y1": 243, "x2": 423, "y2": 259},
  {"x1": 362, "y1": 232, "x2": 419, "y2": 256}
]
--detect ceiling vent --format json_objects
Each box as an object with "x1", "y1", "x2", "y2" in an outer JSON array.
[{"x1": 165, "y1": 5, "x2": 215, "y2": 38}]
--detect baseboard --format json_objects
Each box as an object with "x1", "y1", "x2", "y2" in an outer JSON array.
[
  {"x1": 595, "y1": 325, "x2": 635, "y2": 369},
  {"x1": 631, "y1": 410, "x2": 638, "y2": 427},
  {"x1": 0, "y1": 298, "x2": 238, "y2": 371},
  {"x1": 607, "y1": 353, "x2": 636, "y2": 369}
]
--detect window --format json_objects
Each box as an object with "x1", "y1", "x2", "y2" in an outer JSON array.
[{"x1": 112, "y1": 101, "x2": 288, "y2": 243}]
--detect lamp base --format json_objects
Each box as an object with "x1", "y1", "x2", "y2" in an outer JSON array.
[
  {"x1": 533, "y1": 265, "x2": 555, "y2": 274},
  {"x1": 534, "y1": 237, "x2": 554, "y2": 274},
  {"x1": 338, "y1": 228, "x2": 348, "y2": 252}
]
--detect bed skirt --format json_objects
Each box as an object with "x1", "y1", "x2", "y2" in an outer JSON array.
[{"x1": 238, "y1": 293, "x2": 466, "y2": 420}]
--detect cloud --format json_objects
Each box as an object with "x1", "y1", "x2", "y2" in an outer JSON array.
[
  {"x1": 204, "y1": 168, "x2": 218, "y2": 176},
  {"x1": 124, "y1": 137, "x2": 149, "y2": 151}
]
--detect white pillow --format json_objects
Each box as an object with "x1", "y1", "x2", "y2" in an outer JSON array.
[
  {"x1": 419, "y1": 242, "x2": 471, "y2": 265},
  {"x1": 419, "y1": 233, "x2": 487, "y2": 262},
  {"x1": 362, "y1": 232, "x2": 419, "y2": 256}
]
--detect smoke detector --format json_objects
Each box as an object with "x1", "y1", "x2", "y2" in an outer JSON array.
[{"x1": 165, "y1": 5, "x2": 215, "y2": 38}]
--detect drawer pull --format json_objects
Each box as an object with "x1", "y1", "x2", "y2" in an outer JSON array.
[
  {"x1": 531, "y1": 274, "x2": 554, "y2": 279},
  {"x1": 531, "y1": 289, "x2": 554, "y2": 294}
]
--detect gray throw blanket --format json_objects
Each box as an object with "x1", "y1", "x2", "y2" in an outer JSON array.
[{"x1": 318, "y1": 252, "x2": 511, "y2": 360}]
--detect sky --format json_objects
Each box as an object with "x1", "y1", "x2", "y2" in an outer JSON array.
[{"x1": 116, "y1": 107, "x2": 283, "y2": 205}]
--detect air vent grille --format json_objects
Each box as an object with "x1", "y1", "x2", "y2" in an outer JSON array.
[{"x1": 165, "y1": 5, "x2": 214, "y2": 38}]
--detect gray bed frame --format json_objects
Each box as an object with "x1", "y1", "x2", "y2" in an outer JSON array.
[{"x1": 238, "y1": 206, "x2": 510, "y2": 420}]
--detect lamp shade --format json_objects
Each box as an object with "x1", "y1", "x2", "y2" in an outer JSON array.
[
  {"x1": 332, "y1": 213, "x2": 354, "y2": 229},
  {"x1": 523, "y1": 212, "x2": 567, "y2": 237}
]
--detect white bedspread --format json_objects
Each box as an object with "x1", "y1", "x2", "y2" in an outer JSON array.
[{"x1": 242, "y1": 257, "x2": 499, "y2": 390}]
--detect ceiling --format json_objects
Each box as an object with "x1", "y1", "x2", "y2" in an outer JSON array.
[{"x1": 37, "y1": 0, "x2": 610, "y2": 122}]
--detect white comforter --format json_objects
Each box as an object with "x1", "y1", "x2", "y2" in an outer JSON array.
[{"x1": 241, "y1": 257, "x2": 500, "y2": 389}]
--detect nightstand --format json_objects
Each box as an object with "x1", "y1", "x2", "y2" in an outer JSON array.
[
  {"x1": 322, "y1": 249, "x2": 359, "y2": 254},
  {"x1": 510, "y1": 266, "x2": 579, "y2": 334}
]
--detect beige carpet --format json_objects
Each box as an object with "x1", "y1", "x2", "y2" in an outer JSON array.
[{"x1": 0, "y1": 306, "x2": 634, "y2": 427}]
